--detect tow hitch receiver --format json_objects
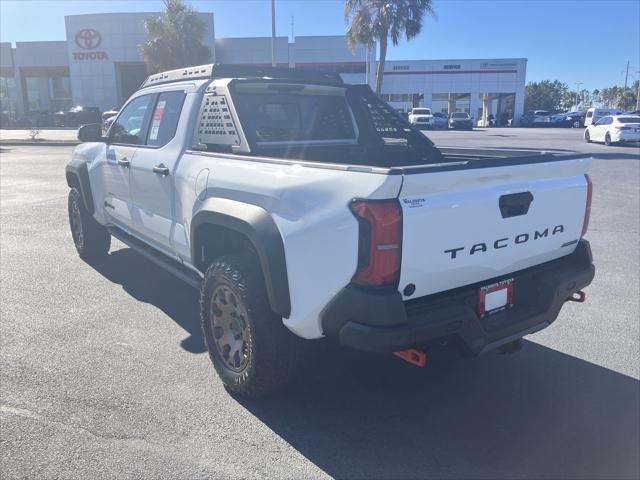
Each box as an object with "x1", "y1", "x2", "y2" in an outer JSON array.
[
  {"x1": 567, "y1": 290, "x2": 586, "y2": 303},
  {"x1": 393, "y1": 349, "x2": 427, "y2": 367}
]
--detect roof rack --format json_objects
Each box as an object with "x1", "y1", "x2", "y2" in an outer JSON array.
[{"x1": 140, "y1": 63, "x2": 344, "y2": 88}]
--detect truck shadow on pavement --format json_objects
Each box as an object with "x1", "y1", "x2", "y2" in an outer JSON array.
[
  {"x1": 86, "y1": 248, "x2": 206, "y2": 354},
  {"x1": 589, "y1": 151, "x2": 640, "y2": 160},
  {"x1": 238, "y1": 335, "x2": 640, "y2": 479},
  {"x1": 87, "y1": 247, "x2": 639, "y2": 480}
]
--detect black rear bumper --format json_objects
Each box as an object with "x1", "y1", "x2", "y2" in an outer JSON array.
[{"x1": 320, "y1": 240, "x2": 595, "y2": 354}]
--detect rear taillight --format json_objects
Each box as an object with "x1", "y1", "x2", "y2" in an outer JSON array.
[
  {"x1": 350, "y1": 199, "x2": 402, "y2": 287},
  {"x1": 582, "y1": 174, "x2": 592, "y2": 236}
]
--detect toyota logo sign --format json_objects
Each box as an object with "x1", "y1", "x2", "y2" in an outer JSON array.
[{"x1": 75, "y1": 29, "x2": 102, "y2": 50}]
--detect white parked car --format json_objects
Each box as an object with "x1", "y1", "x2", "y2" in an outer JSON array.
[
  {"x1": 584, "y1": 115, "x2": 640, "y2": 145},
  {"x1": 408, "y1": 107, "x2": 433, "y2": 129},
  {"x1": 584, "y1": 107, "x2": 623, "y2": 127}
]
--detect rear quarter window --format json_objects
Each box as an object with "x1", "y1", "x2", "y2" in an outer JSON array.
[
  {"x1": 618, "y1": 117, "x2": 640, "y2": 124},
  {"x1": 146, "y1": 90, "x2": 186, "y2": 147}
]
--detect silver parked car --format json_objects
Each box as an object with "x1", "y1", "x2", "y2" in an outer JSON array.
[{"x1": 432, "y1": 112, "x2": 448, "y2": 129}]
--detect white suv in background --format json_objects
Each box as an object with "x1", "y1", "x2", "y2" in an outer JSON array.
[
  {"x1": 584, "y1": 108, "x2": 623, "y2": 127},
  {"x1": 408, "y1": 107, "x2": 433, "y2": 129}
]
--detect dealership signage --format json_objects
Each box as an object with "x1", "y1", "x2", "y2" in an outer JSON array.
[
  {"x1": 480, "y1": 62, "x2": 517, "y2": 70},
  {"x1": 72, "y1": 29, "x2": 109, "y2": 61}
]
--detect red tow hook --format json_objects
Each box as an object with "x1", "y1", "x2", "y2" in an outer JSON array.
[
  {"x1": 567, "y1": 290, "x2": 586, "y2": 303},
  {"x1": 393, "y1": 349, "x2": 427, "y2": 367}
]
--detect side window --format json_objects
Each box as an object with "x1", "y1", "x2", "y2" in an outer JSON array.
[
  {"x1": 110, "y1": 95, "x2": 153, "y2": 145},
  {"x1": 146, "y1": 90, "x2": 186, "y2": 147}
]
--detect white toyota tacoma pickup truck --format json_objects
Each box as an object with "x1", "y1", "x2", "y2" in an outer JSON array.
[{"x1": 66, "y1": 64, "x2": 595, "y2": 397}]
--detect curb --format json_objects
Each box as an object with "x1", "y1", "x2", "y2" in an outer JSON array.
[{"x1": 0, "y1": 141, "x2": 80, "y2": 147}]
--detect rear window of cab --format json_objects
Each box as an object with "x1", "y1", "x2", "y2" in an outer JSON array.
[{"x1": 232, "y1": 83, "x2": 356, "y2": 144}]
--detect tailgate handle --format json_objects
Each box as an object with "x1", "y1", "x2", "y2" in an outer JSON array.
[{"x1": 499, "y1": 192, "x2": 534, "y2": 218}]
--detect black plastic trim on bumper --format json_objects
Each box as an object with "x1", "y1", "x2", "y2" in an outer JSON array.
[{"x1": 320, "y1": 240, "x2": 595, "y2": 354}]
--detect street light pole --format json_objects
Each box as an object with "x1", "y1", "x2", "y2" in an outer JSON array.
[
  {"x1": 636, "y1": 70, "x2": 640, "y2": 111},
  {"x1": 271, "y1": 0, "x2": 276, "y2": 67},
  {"x1": 574, "y1": 81, "x2": 583, "y2": 110}
]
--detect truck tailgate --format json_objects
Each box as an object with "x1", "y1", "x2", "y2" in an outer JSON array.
[{"x1": 398, "y1": 155, "x2": 592, "y2": 299}]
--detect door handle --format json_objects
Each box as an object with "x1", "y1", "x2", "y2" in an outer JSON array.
[
  {"x1": 153, "y1": 164, "x2": 170, "y2": 176},
  {"x1": 117, "y1": 157, "x2": 130, "y2": 167}
]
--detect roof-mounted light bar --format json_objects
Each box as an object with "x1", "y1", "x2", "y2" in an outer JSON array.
[
  {"x1": 140, "y1": 63, "x2": 344, "y2": 89},
  {"x1": 141, "y1": 64, "x2": 215, "y2": 88}
]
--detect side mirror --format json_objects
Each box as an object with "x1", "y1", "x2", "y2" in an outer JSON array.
[{"x1": 78, "y1": 123, "x2": 104, "y2": 142}]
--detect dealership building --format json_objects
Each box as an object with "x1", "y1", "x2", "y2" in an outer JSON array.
[{"x1": 0, "y1": 12, "x2": 526, "y2": 125}]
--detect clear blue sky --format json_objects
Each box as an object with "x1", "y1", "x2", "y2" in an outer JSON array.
[{"x1": 1, "y1": 0, "x2": 639, "y2": 91}]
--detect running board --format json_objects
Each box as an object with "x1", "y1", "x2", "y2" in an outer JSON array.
[{"x1": 108, "y1": 227, "x2": 202, "y2": 289}]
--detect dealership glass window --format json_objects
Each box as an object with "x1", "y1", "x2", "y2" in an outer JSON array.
[
  {"x1": 382, "y1": 93, "x2": 422, "y2": 104},
  {"x1": 116, "y1": 63, "x2": 149, "y2": 105},
  {"x1": 0, "y1": 75, "x2": 18, "y2": 115},
  {"x1": 24, "y1": 77, "x2": 43, "y2": 111},
  {"x1": 146, "y1": 91, "x2": 186, "y2": 147},
  {"x1": 432, "y1": 93, "x2": 471, "y2": 114},
  {"x1": 49, "y1": 76, "x2": 72, "y2": 111},
  {"x1": 23, "y1": 74, "x2": 72, "y2": 112},
  {"x1": 110, "y1": 95, "x2": 153, "y2": 145}
]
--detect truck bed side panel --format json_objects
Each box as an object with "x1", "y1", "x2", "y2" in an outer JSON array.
[{"x1": 177, "y1": 152, "x2": 403, "y2": 338}]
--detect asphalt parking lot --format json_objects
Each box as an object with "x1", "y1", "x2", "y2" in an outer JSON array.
[{"x1": 1, "y1": 128, "x2": 639, "y2": 479}]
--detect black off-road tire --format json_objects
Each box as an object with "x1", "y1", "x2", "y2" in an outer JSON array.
[
  {"x1": 68, "y1": 187, "x2": 111, "y2": 259},
  {"x1": 200, "y1": 253, "x2": 302, "y2": 398}
]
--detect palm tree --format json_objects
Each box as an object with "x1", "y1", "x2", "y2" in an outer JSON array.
[
  {"x1": 345, "y1": 0, "x2": 435, "y2": 94},
  {"x1": 139, "y1": 0, "x2": 211, "y2": 73}
]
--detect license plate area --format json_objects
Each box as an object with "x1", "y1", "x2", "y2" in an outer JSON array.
[{"x1": 479, "y1": 278, "x2": 514, "y2": 317}]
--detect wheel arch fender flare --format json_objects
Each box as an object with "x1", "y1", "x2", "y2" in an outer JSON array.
[
  {"x1": 191, "y1": 198, "x2": 291, "y2": 319},
  {"x1": 65, "y1": 159, "x2": 94, "y2": 214}
]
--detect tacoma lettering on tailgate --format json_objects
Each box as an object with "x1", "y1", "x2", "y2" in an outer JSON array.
[{"x1": 444, "y1": 225, "x2": 565, "y2": 259}]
